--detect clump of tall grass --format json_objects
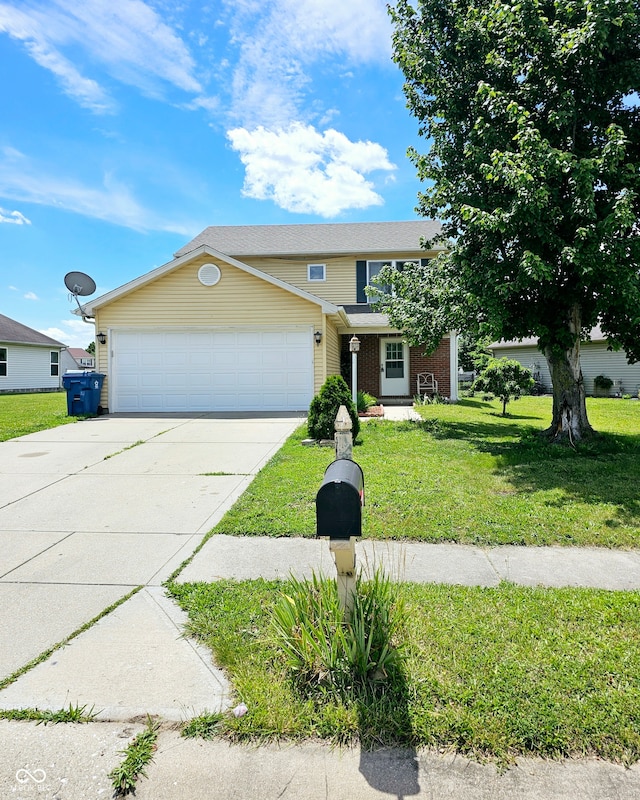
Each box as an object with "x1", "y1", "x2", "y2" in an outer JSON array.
[{"x1": 271, "y1": 569, "x2": 406, "y2": 702}]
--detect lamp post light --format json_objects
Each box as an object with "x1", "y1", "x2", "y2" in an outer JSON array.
[{"x1": 349, "y1": 335, "x2": 360, "y2": 407}]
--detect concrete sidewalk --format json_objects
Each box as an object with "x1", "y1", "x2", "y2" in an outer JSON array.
[{"x1": 1, "y1": 409, "x2": 640, "y2": 799}]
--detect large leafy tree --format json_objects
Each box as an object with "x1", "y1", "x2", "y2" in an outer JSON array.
[{"x1": 379, "y1": 0, "x2": 640, "y2": 441}]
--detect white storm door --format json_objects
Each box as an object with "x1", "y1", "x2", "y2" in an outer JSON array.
[{"x1": 380, "y1": 338, "x2": 409, "y2": 395}]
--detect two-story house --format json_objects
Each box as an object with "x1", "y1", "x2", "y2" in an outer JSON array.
[{"x1": 77, "y1": 221, "x2": 458, "y2": 413}]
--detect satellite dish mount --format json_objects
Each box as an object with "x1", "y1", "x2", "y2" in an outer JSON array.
[{"x1": 64, "y1": 271, "x2": 97, "y2": 322}]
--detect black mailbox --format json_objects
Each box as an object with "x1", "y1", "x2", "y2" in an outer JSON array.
[{"x1": 316, "y1": 459, "x2": 364, "y2": 540}]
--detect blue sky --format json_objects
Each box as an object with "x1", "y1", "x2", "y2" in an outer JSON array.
[{"x1": 0, "y1": 0, "x2": 425, "y2": 349}]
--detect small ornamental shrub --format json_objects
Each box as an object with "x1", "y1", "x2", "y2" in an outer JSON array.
[
  {"x1": 308, "y1": 375, "x2": 359, "y2": 440},
  {"x1": 594, "y1": 375, "x2": 613, "y2": 390},
  {"x1": 473, "y1": 358, "x2": 534, "y2": 416},
  {"x1": 357, "y1": 391, "x2": 378, "y2": 413}
]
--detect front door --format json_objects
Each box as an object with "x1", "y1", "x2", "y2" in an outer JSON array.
[{"x1": 380, "y1": 338, "x2": 409, "y2": 396}]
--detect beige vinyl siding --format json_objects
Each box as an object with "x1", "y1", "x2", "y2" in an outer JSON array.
[
  {"x1": 245, "y1": 250, "x2": 438, "y2": 305},
  {"x1": 325, "y1": 321, "x2": 342, "y2": 381},
  {"x1": 94, "y1": 256, "x2": 325, "y2": 408},
  {"x1": 246, "y1": 255, "x2": 355, "y2": 304},
  {"x1": 97, "y1": 257, "x2": 322, "y2": 326}
]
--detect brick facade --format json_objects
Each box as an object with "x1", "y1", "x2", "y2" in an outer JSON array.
[{"x1": 340, "y1": 334, "x2": 451, "y2": 400}]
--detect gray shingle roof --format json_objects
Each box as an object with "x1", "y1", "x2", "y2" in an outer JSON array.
[
  {"x1": 0, "y1": 313, "x2": 65, "y2": 347},
  {"x1": 174, "y1": 220, "x2": 443, "y2": 258},
  {"x1": 341, "y1": 304, "x2": 394, "y2": 328}
]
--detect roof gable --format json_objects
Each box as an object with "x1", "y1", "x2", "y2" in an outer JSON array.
[
  {"x1": 0, "y1": 313, "x2": 65, "y2": 347},
  {"x1": 79, "y1": 244, "x2": 340, "y2": 316}
]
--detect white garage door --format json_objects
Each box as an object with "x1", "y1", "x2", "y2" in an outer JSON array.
[{"x1": 111, "y1": 328, "x2": 314, "y2": 412}]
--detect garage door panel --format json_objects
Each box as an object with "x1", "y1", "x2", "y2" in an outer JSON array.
[
  {"x1": 237, "y1": 352, "x2": 261, "y2": 369},
  {"x1": 140, "y1": 352, "x2": 163, "y2": 367},
  {"x1": 190, "y1": 352, "x2": 211, "y2": 367},
  {"x1": 112, "y1": 328, "x2": 313, "y2": 412}
]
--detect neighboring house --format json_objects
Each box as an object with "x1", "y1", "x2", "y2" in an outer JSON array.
[
  {"x1": 0, "y1": 313, "x2": 65, "y2": 393},
  {"x1": 67, "y1": 348, "x2": 95, "y2": 369},
  {"x1": 490, "y1": 328, "x2": 640, "y2": 396},
  {"x1": 76, "y1": 221, "x2": 459, "y2": 414}
]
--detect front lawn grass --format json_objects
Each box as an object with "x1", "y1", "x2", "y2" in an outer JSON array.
[
  {"x1": 213, "y1": 396, "x2": 640, "y2": 548},
  {"x1": 0, "y1": 391, "x2": 78, "y2": 441},
  {"x1": 169, "y1": 578, "x2": 640, "y2": 766}
]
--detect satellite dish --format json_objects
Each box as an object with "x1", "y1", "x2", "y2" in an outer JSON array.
[
  {"x1": 64, "y1": 271, "x2": 96, "y2": 297},
  {"x1": 64, "y1": 271, "x2": 97, "y2": 321}
]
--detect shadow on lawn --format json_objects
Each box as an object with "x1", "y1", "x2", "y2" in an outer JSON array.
[{"x1": 411, "y1": 414, "x2": 640, "y2": 526}]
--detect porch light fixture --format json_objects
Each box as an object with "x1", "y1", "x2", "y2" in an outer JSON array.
[
  {"x1": 349, "y1": 335, "x2": 360, "y2": 405},
  {"x1": 96, "y1": 332, "x2": 107, "y2": 345},
  {"x1": 314, "y1": 330, "x2": 323, "y2": 345}
]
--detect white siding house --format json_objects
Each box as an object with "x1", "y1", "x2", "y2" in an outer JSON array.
[
  {"x1": 491, "y1": 328, "x2": 640, "y2": 396},
  {"x1": 0, "y1": 314, "x2": 65, "y2": 393}
]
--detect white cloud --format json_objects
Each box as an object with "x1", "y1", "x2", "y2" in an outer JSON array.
[
  {"x1": 227, "y1": 123, "x2": 396, "y2": 216},
  {"x1": 224, "y1": 0, "x2": 391, "y2": 128},
  {"x1": 0, "y1": 148, "x2": 193, "y2": 234},
  {"x1": 0, "y1": 206, "x2": 31, "y2": 224},
  {"x1": 24, "y1": 292, "x2": 39, "y2": 300},
  {"x1": 0, "y1": 0, "x2": 206, "y2": 112},
  {"x1": 40, "y1": 318, "x2": 94, "y2": 348}
]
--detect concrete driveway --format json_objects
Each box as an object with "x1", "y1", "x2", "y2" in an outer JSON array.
[{"x1": 0, "y1": 411, "x2": 303, "y2": 716}]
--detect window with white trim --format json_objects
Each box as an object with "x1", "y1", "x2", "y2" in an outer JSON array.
[
  {"x1": 0, "y1": 347, "x2": 6, "y2": 377},
  {"x1": 50, "y1": 351, "x2": 59, "y2": 377},
  {"x1": 367, "y1": 259, "x2": 418, "y2": 298},
  {"x1": 307, "y1": 263, "x2": 326, "y2": 282}
]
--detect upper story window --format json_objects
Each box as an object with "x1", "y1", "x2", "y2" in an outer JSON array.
[
  {"x1": 367, "y1": 260, "x2": 418, "y2": 297},
  {"x1": 0, "y1": 347, "x2": 6, "y2": 377},
  {"x1": 50, "y1": 351, "x2": 59, "y2": 377},
  {"x1": 307, "y1": 263, "x2": 326, "y2": 282}
]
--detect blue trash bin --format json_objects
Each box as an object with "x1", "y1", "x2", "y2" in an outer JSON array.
[{"x1": 62, "y1": 372, "x2": 105, "y2": 416}]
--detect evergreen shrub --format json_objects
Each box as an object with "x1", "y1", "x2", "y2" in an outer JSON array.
[{"x1": 308, "y1": 375, "x2": 359, "y2": 440}]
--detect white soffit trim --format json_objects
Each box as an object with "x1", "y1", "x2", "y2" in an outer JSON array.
[{"x1": 77, "y1": 244, "x2": 339, "y2": 316}]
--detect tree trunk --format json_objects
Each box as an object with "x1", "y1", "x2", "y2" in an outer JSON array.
[{"x1": 542, "y1": 319, "x2": 594, "y2": 443}]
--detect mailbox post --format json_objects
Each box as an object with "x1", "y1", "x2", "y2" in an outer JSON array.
[
  {"x1": 334, "y1": 404, "x2": 353, "y2": 460},
  {"x1": 316, "y1": 459, "x2": 364, "y2": 618}
]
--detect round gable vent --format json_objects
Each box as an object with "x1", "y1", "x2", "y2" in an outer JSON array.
[{"x1": 198, "y1": 263, "x2": 221, "y2": 286}]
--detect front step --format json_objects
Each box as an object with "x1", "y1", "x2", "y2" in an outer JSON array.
[{"x1": 379, "y1": 397, "x2": 415, "y2": 406}]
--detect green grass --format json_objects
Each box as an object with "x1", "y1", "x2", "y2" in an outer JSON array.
[
  {"x1": 0, "y1": 703, "x2": 97, "y2": 724},
  {"x1": 0, "y1": 391, "x2": 78, "y2": 441},
  {"x1": 169, "y1": 578, "x2": 640, "y2": 765},
  {"x1": 213, "y1": 396, "x2": 640, "y2": 548},
  {"x1": 109, "y1": 716, "x2": 160, "y2": 796}
]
